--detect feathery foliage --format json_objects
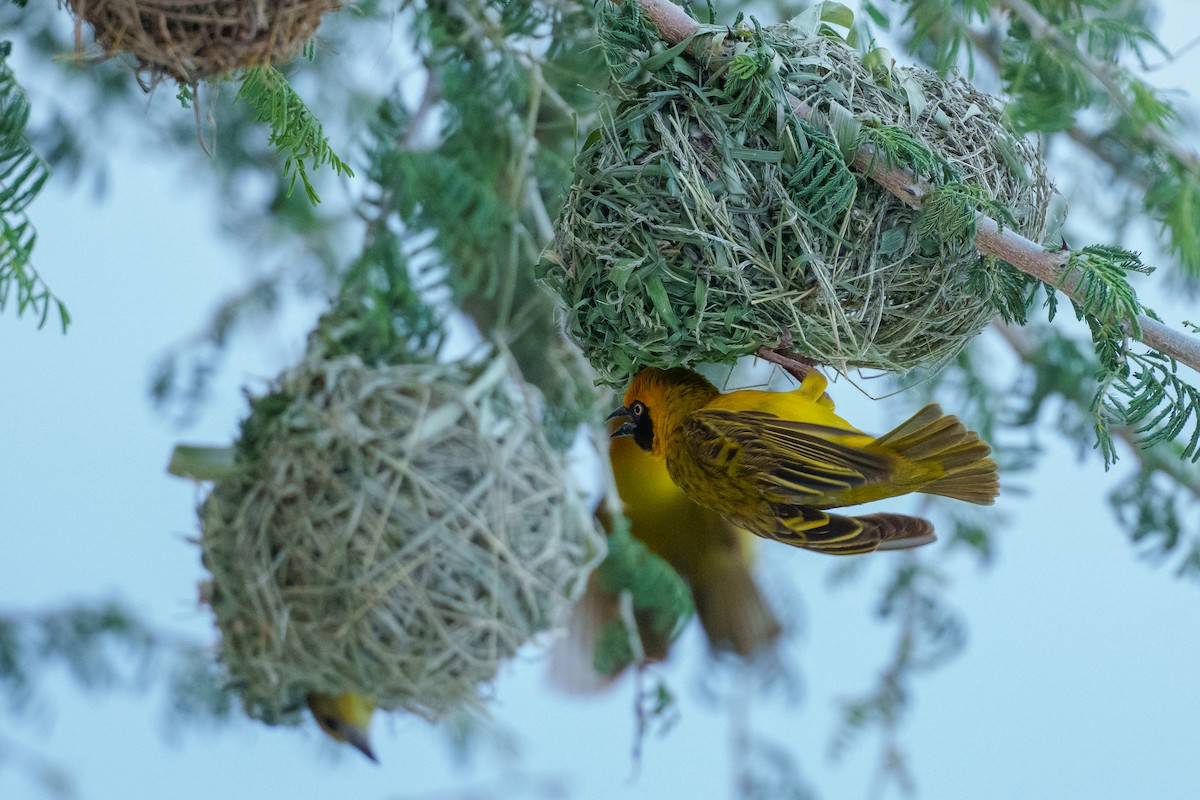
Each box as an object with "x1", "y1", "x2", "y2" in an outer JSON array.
[
  {"x1": 0, "y1": 41, "x2": 65, "y2": 330},
  {"x1": 1142, "y1": 160, "x2": 1200, "y2": 282},
  {"x1": 1062, "y1": 244, "x2": 1151, "y2": 339},
  {"x1": 1042, "y1": 244, "x2": 1200, "y2": 466},
  {"x1": 0, "y1": 601, "x2": 232, "y2": 721},
  {"x1": 917, "y1": 182, "x2": 1016, "y2": 245},
  {"x1": 999, "y1": 0, "x2": 1166, "y2": 133},
  {"x1": 235, "y1": 65, "x2": 353, "y2": 205},
  {"x1": 859, "y1": 122, "x2": 954, "y2": 183},
  {"x1": 593, "y1": 523, "x2": 693, "y2": 677},
  {"x1": 1094, "y1": 348, "x2": 1200, "y2": 466},
  {"x1": 787, "y1": 117, "x2": 858, "y2": 231},
  {"x1": 876, "y1": 0, "x2": 990, "y2": 71},
  {"x1": 314, "y1": 103, "x2": 445, "y2": 368},
  {"x1": 358, "y1": 0, "x2": 604, "y2": 427},
  {"x1": 999, "y1": 325, "x2": 1200, "y2": 576}
]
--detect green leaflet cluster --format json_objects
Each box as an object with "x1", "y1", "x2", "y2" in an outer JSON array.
[{"x1": 0, "y1": 41, "x2": 65, "y2": 330}]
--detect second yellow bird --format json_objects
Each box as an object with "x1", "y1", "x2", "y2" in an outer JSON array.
[
  {"x1": 306, "y1": 691, "x2": 377, "y2": 762},
  {"x1": 609, "y1": 367, "x2": 998, "y2": 555},
  {"x1": 606, "y1": 433, "x2": 781, "y2": 657}
]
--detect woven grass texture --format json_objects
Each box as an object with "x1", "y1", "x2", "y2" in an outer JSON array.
[
  {"x1": 543, "y1": 10, "x2": 1054, "y2": 385},
  {"x1": 66, "y1": 0, "x2": 342, "y2": 84},
  {"x1": 200, "y1": 353, "x2": 604, "y2": 723}
]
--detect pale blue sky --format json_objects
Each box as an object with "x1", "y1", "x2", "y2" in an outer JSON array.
[{"x1": 3, "y1": 3, "x2": 1200, "y2": 799}]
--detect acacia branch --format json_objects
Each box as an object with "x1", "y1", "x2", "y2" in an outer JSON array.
[{"x1": 623, "y1": 0, "x2": 1200, "y2": 374}]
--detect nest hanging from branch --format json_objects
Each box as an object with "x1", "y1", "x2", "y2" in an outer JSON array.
[
  {"x1": 65, "y1": 0, "x2": 343, "y2": 84},
  {"x1": 198, "y1": 352, "x2": 604, "y2": 723},
  {"x1": 542, "y1": 8, "x2": 1055, "y2": 385}
]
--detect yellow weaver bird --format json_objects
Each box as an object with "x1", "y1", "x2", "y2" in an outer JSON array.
[
  {"x1": 549, "y1": 435, "x2": 781, "y2": 691},
  {"x1": 608, "y1": 367, "x2": 998, "y2": 554},
  {"x1": 605, "y1": 434, "x2": 781, "y2": 657},
  {"x1": 306, "y1": 692, "x2": 377, "y2": 762}
]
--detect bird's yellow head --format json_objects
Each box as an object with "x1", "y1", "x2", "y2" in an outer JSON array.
[
  {"x1": 306, "y1": 692, "x2": 378, "y2": 763},
  {"x1": 609, "y1": 368, "x2": 720, "y2": 458}
]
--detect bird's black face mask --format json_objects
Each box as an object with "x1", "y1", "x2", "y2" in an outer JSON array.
[{"x1": 606, "y1": 401, "x2": 654, "y2": 453}]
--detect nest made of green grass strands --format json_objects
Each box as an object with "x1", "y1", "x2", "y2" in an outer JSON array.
[
  {"x1": 199, "y1": 352, "x2": 605, "y2": 723},
  {"x1": 542, "y1": 10, "x2": 1055, "y2": 386},
  {"x1": 65, "y1": 0, "x2": 343, "y2": 85}
]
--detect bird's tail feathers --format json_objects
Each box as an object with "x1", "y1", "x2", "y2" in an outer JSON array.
[{"x1": 874, "y1": 404, "x2": 999, "y2": 505}]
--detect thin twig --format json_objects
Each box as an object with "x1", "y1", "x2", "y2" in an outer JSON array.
[
  {"x1": 405, "y1": 64, "x2": 443, "y2": 151},
  {"x1": 621, "y1": 0, "x2": 1200, "y2": 374}
]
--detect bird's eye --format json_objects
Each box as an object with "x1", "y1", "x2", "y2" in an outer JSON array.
[{"x1": 629, "y1": 401, "x2": 645, "y2": 418}]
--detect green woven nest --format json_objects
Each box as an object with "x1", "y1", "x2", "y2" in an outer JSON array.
[
  {"x1": 200, "y1": 353, "x2": 604, "y2": 723},
  {"x1": 543, "y1": 16, "x2": 1054, "y2": 385}
]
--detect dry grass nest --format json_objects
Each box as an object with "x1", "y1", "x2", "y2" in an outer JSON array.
[
  {"x1": 542, "y1": 12, "x2": 1055, "y2": 386},
  {"x1": 65, "y1": 0, "x2": 343, "y2": 84},
  {"x1": 199, "y1": 353, "x2": 604, "y2": 723}
]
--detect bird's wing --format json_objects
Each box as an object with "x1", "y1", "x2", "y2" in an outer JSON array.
[
  {"x1": 683, "y1": 409, "x2": 893, "y2": 502},
  {"x1": 768, "y1": 508, "x2": 935, "y2": 555}
]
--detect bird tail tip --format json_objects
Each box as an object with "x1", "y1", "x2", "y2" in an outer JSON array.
[
  {"x1": 874, "y1": 529, "x2": 937, "y2": 550},
  {"x1": 876, "y1": 405, "x2": 999, "y2": 505}
]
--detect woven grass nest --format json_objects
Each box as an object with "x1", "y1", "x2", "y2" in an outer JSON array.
[
  {"x1": 199, "y1": 352, "x2": 604, "y2": 723},
  {"x1": 542, "y1": 11, "x2": 1055, "y2": 385},
  {"x1": 66, "y1": 0, "x2": 342, "y2": 84}
]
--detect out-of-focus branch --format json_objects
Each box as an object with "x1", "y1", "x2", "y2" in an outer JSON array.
[
  {"x1": 618, "y1": 0, "x2": 1200, "y2": 373},
  {"x1": 968, "y1": 26, "x2": 1195, "y2": 190},
  {"x1": 995, "y1": 0, "x2": 1200, "y2": 173}
]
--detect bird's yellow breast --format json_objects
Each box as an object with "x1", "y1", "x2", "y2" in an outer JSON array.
[{"x1": 610, "y1": 435, "x2": 744, "y2": 578}]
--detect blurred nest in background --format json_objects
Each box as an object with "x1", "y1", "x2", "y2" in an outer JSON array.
[
  {"x1": 65, "y1": 0, "x2": 342, "y2": 84},
  {"x1": 543, "y1": 8, "x2": 1054, "y2": 385},
  {"x1": 199, "y1": 352, "x2": 604, "y2": 723}
]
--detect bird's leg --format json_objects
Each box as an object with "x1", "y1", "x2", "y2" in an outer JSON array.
[{"x1": 755, "y1": 332, "x2": 819, "y2": 382}]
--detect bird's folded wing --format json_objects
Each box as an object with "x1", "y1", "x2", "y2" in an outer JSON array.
[{"x1": 683, "y1": 409, "x2": 892, "y2": 501}]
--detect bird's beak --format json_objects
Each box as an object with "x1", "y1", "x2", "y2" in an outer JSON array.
[
  {"x1": 606, "y1": 405, "x2": 630, "y2": 422},
  {"x1": 348, "y1": 728, "x2": 378, "y2": 763},
  {"x1": 610, "y1": 422, "x2": 637, "y2": 439},
  {"x1": 606, "y1": 406, "x2": 636, "y2": 439}
]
